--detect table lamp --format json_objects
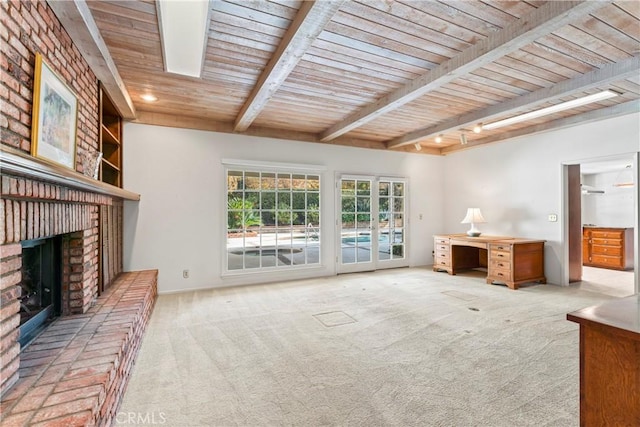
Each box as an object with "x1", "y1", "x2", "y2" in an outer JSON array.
[{"x1": 461, "y1": 208, "x2": 486, "y2": 237}]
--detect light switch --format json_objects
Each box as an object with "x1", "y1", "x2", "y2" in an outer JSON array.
[{"x1": 548, "y1": 214, "x2": 557, "y2": 222}]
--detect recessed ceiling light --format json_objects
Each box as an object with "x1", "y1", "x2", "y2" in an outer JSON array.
[
  {"x1": 483, "y1": 90, "x2": 620, "y2": 130},
  {"x1": 435, "y1": 134, "x2": 443, "y2": 143},
  {"x1": 473, "y1": 123, "x2": 482, "y2": 133},
  {"x1": 141, "y1": 94, "x2": 158, "y2": 102}
]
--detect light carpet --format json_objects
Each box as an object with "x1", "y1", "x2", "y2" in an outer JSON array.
[{"x1": 116, "y1": 268, "x2": 616, "y2": 427}]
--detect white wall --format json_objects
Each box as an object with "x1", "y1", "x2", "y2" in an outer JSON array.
[
  {"x1": 122, "y1": 124, "x2": 443, "y2": 293},
  {"x1": 442, "y1": 112, "x2": 640, "y2": 285},
  {"x1": 123, "y1": 113, "x2": 639, "y2": 292},
  {"x1": 582, "y1": 171, "x2": 635, "y2": 227}
]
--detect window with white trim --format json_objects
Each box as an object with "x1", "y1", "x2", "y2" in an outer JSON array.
[{"x1": 226, "y1": 169, "x2": 320, "y2": 271}]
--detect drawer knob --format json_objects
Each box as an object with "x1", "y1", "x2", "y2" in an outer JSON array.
[{"x1": 498, "y1": 263, "x2": 504, "y2": 267}]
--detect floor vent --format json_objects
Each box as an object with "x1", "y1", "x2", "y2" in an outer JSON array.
[{"x1": 313, "y1": 311, "x2": 357, "y2": 327}]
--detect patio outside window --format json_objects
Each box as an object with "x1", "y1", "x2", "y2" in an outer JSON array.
[{"x1": 226, "y1": 169, "x2": 321, "y2": 271}]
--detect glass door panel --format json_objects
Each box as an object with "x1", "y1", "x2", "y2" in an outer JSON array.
[
  {"x1": 377, "y1": 179, "x2": 406, "y2": 266},
  {"x1": 338, "y1": 176, "x2": 408, "y2": 273},
  {"x1": 339, "y1": 178, "x2": 374, "y2": 271}
]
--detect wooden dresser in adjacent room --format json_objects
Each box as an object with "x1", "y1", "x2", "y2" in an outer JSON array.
[{"x1": 582, "y1": 227, "x2": 634, "y2": 270}]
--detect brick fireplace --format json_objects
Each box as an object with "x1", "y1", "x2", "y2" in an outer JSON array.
[
  {"x1": 1, "y1": 171, "x2": 111, "y2": 394},
  {"x1": 0, "y1": 1, "x2": 156, "y2": 423}
]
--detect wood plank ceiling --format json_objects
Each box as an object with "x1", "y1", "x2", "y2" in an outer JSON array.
[{"x1": 75, "y1": 0, "x2": 640, "y2": 155}]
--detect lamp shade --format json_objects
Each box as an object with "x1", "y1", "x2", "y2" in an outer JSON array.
[
  {"x1": 460, "y1": 208, "x2": 486, "y2": 224},
  {"x1": 461, "y1": 208, "x2": 486, "y2": 237}
]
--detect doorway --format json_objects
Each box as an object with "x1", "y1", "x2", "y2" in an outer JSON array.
[
  {"x1": 337, "y1": 175, "x2": 408, "y2": 273},
  {"x1": 564, "y1": 153, "x2": 638, "y2": 295}
]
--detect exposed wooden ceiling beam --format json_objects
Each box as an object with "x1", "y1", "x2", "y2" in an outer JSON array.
[
  {"x1": 234, "y1": 0, "x2": 345, "y2": 132},
  {"x1": 47, "y1": 0, "x2": 136, "y2": 119},
  {"x1": 387, "y1": 55, "x2": 640, "y2": 149},
  {"x1": 136, "y1": 110, "x2": 441, "y2": 155},
  {"x1": 440, "y1": 99, "x2": 640, "y2": 155},
  {"x1": 319, "y1": 0, "x2": 609, "y2": 142}
]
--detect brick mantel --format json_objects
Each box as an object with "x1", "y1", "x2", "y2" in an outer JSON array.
[{"x1": 0, "y1": 146, "x2": 140, "y2": 202}]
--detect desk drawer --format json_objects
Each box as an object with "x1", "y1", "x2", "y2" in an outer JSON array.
[
  {"x1": 435, "y1": 238, "x2": 450, "y2": 245},
  {"x1": 436, "y1": 244, "x2": 449, "y2": 252},
  {"x1": 491, "y1": 243, "x2": 513, "y2": 252},
  {"x1": 490, "y1": 268, "x2": 512, "y2": 282},
  {"x1": 491, "y1": 259, "x2": 511, "y2": 270},
  {"x1": 435, "y1": 250, "x2": 450, "y2": 262},
  {"x1": 434, "y1": 258, "x2": 451, "y2": 268},
  {"x1": 490, "y1": 250, "x2": 511, "y2": 262}
]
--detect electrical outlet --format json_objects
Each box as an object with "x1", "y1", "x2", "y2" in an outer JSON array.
[
  {"x1": 548, "y1": 214, "x2": 557, "y2": 222},
  {"x1": 183, "y1": 269, "x2": 189, "y2": 279}
]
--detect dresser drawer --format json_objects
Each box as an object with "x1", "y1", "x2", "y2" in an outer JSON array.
[
  {"x1": 591, "y1": 238, "x2": 622, "y2": 247},
  {"x1": 591, "y1": 230, "x2": 624, "y2": 239},
  {"x1": 591, "y1": 254, "x2": 624, "y2": 268},
  {"x1": 591, "y1": 245, "x2": 622, "y2": 256}
]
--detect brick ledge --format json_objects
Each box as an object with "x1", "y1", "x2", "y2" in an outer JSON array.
[{"x1": 0, "y1": 270, "x2": 158, "y2": 426}]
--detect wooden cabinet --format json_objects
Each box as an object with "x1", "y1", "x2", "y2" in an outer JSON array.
[
  {"x1": 567, "y1": 296, "x2": 640, "y2": 426},
  {"x1": 583, "y1": 227, "x2": 633, "y2": 270},
  {"x1": 433, "y1": 234, "x2": 545, "y2": 290},
  {"x1": 486, "y1": 240, "x2": 546, "y2": 290},
  {"x1": 99, "y1": 86, "x2": 122, "y2": 188},
  {"x1": 433, "y1": 236, "x2": 452, "y2": 273}
]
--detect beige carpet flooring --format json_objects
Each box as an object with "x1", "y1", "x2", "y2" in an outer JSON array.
[{"x1": 117, "y1": 267, "x2": 621, "y2": 427}]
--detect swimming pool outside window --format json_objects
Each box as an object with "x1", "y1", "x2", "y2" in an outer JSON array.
[{"x1": 226, "y1": 169, "x2": 321, "y2": 271}]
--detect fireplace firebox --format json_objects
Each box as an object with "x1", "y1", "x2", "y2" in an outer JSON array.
[{"x1": 19, "y1": 237, "x2": 62, "y2": 348}]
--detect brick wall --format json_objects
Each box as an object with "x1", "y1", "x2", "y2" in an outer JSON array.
[
  {"x1": 0, "y1": 243, "x2": 21, "y2": 395},
  {"x1": 1, "y1": 0, "x2": 100, "y2": 171},
  {"x1": 0, "y1": 0, "x2": 126, "y2": 399}
]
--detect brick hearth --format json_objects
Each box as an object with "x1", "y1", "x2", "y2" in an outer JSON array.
[{"x1": 0, "y1": 270, "x2": 157, "y2": 426}]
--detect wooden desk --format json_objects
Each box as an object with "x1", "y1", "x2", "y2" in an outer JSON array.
[
  {"x1": 433, "y1": 234, "x2": 546, "y2": 290},
  {"x1": 567, "y1": 296, "x2": 640, "y2": 426}
]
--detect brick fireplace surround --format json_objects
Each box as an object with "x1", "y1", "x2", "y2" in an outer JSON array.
[{"x1": 1, "y1": 1, "x2": 157, "y2": 425}]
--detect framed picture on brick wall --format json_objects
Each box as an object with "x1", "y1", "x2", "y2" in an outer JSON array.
[{"x1": 31, "y1": 52, "x2": 78, "y2": 170}]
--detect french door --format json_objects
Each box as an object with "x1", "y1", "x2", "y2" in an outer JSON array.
[{"x1": 337, "y1": 175, "x2": 408, "y2": 273}]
